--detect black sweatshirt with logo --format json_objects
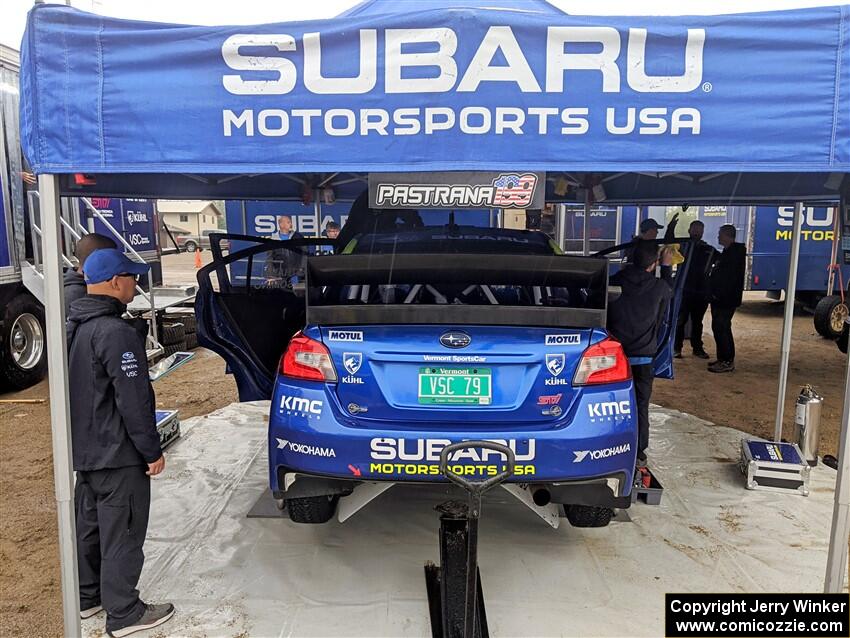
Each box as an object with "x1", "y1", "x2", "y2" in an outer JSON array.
[{"x1": 66, "y1": 295, "x2": 162, "y2": 471}]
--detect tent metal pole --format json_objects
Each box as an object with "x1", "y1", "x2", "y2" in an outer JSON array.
[
  {"x1": 557, "y1": 204, "x2": 567, "y2": 250},
  {"x1": 825, "y1": 323, "x2": 850, "y2": 592},
  {"x1": 615, "y1": 205, "x2": 623, "y2": 246},
  {"x1": 313, "y1": 190, "x2": 321, "y2": 237},
  {"x1": 38, "y1": 174, "x2": 82, "y2": 637},
  {"x1": 773, "y1": 202, "x2": 804, "y2": 442},
  {"x1": 582, "y1": 192, "x2": 590, "y2": 256}
]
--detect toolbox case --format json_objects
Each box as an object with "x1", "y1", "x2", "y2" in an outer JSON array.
[
  {"x1": 740, "y1": 439, "x2": 810, "y2": 496},
  {"x1": 156, "y1": 409, "x2": 181, "y2": 450}
]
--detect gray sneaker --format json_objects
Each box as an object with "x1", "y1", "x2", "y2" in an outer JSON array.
[
  {"x1": 107, "y1": 603, "x2": 175, "y2": 637},
  {"x1": 708, "y1": 360, "x2": 735, "y2": 374},
  {"x1": 80, "y1": 604, "x2": 103, "y2": 619}
]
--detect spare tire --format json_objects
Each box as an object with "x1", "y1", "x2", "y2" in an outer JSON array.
[
  {"x1": 174, "y1": 314, "x2": 196, "y2": 333},
  {"x1": 814, "y1": 295, "x2": 848, "y2": 339},
  {"x1": 159, "y1": 322, "x2": 185, "y2": 345}
]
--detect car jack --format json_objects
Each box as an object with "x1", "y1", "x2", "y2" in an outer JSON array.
[{"x1": 424, "y1": 441, "x2": 515, "y2": 638}]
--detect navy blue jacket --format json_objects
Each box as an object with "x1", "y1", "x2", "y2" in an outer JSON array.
[
  {"x1": 709, "y1": 242, "x2": 747, "y2": 308},
  {"x1": 608, "y1": 266, "x2": 673, "y2": 359},
  {"x1": 63, "y1": 268, "x2": 87, "y2": 315},
  {"x1": 66, "y1": 295, "x2": 162, "y2": 471}
]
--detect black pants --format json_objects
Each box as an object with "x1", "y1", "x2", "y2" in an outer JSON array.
[
  {"x1": 711, "y1": 304, "x2": 737, "y2": 363},
  {"x1": 675, "y1": 294, "x2": 709, "y2": 353},
  {"x1": 76, "y1": 465, "x2": 150, "y2": 632},
  {"x1": 631, "y1": 364, "x2": 654, "y2": 457}
]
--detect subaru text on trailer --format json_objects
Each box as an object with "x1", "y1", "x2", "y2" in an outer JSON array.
[{"x1": 197, "y1": 224, "x2": 686, "y2": 526}]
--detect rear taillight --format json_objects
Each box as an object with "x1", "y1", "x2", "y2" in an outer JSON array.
[
  {"x1": 572, "y1": 337, "x2": 631, "y2": 385},
  {"x1": 280, "y1": 333, "x2": 337, "y2": 382}
]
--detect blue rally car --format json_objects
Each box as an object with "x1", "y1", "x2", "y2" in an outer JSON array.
[{"x1": 197, "y1": 225, "x2": 684, "y2": 527}]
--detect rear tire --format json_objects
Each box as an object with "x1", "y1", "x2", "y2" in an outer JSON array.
[
  {"x1": 814, "y1": 295, "x2": 848, "y2": 339},
  {"x1": 184, "y1": 241, "x2": 197, "y2": 253},
  {"x1": 1, "y1": 294, "x2": 47, "y2": 391},
  {"x1": 565, "y1": 504, "x2": 614, "y2": 528},
  {"x1": 287, "y1": 494, "x2": 339, "y2": 524}
]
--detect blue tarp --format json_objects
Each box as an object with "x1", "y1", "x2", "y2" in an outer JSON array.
[{"x1": 19, "y1": 3, "x2": 850, "y2": 176}]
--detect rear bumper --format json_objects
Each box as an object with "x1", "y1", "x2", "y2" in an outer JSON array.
[
  {"x1": 274, "y1": 469, "x2": 632, "y2": 509},
  {"x1": 268, "y1": 378, "x2": 638, "y2": 497}
]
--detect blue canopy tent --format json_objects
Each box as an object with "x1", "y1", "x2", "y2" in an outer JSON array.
[{"x1": 18, "y1": 1, "x2": 850, "y2": 633}]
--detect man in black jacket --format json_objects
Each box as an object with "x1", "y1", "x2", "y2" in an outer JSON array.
[
  {"x1": 67, "y1": 248, "x2": 174, "y2": 637},
  {"x1": 63, "y1": 233, "x2": 117, "y2": 314},
  {"x1": 708, "y1": 224, "x2": 747, "y2": 373},
  {"x1": 608, "y1": 240, "x2": 673, "y2": 465},
  {"x1": 674, "y1": 221, "x2": 717, "y2": 359}
]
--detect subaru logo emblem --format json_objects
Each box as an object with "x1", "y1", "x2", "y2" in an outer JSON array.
[{"x1": 440, "y1": 331, "x2": 471, "y2": 349}]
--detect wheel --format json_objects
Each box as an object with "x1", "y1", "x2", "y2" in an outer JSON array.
[
  {"x1": 1, "y1": 294, "x2": 47, "y2": 391},
  {"x1": 813, "y1": 295, "x2": 848, "y2": 339},
  {"x1": 565, "y1": 504, "x2": 614, "y2": 528},
  {"x1": 184, "y1": 332, "x2": 198, "y2": 350},
  {"x1": 159, "y1": 322, "x2": 185, "y2": 345},
  {"x1": 286, "y1": 494, "x2": 339, "y2": 524},
  {"x1": 184, "y1": 241, "x2": 197, "y2": 253},
  {"x1": 169, "y1": 314, "x2": 196, "y2": 332}
]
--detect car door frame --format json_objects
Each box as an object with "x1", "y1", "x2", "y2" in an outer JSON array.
[{"x1": 197, "y1": 233, "x2": 334, "y2": 400}]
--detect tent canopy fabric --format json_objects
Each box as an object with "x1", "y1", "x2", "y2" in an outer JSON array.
[
  {"x1": 19, "y1": 3, "x2": 850, "y2": 182},
  {"x1": 337, "y1": 0, "x2": 570, "y2": 18}
]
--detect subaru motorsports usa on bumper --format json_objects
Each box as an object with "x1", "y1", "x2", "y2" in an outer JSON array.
[{"x1": 197, "y1": 227, "x2": 685, "y2": 527}]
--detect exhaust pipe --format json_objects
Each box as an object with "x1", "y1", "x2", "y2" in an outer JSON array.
[{"x1": 532, "y1": 487, "x2": 551, "y2": 506}]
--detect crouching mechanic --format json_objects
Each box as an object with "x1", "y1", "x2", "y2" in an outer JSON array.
[
  {"x1": 66, "y1": 248, "x2": 174, "y2": 637},
  {"x1": 608, "y1": 240, "x2": 674, "y2": 466}
]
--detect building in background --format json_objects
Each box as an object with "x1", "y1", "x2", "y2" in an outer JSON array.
[{"x1": 158, "y1": 200, "x2": 224, "y2": 250}]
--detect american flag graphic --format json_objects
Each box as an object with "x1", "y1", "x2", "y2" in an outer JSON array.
[{"x1": 491, "y1": 173, "x2": 538, "y2": 207}]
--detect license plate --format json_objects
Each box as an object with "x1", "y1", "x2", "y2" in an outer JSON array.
[{"x1": 418, "y1": 367, "x2": 492, "y2": 405}]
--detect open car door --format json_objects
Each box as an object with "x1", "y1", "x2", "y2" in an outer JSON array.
[
  {"x1": 196, "y1": 234, "x2": 334, "y2": 401},
  {"x1": 594, "y1": 238, "x2": 694, "y2": 379}
]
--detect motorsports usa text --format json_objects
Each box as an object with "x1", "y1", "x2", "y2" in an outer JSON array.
[{"x1": 219, "y1": 27, "x2": 706, "y2": 139}]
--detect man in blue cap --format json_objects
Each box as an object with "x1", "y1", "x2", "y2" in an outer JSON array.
[{"x1": 66, "y1": 248, "x2": 174, "y2": 637}]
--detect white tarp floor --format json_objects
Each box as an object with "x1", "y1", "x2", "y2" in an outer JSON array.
[{"x1": 82, "y1": 401, "x2": 847, "y2": 638}]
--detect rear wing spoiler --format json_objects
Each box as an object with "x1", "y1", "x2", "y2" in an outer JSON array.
[{"x1": 306, "y1": 253, "x2": 609, "y2": 328}]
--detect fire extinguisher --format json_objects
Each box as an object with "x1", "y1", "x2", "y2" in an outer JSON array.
[{"x1": 794, "y1": 385, "x2": 823, "y2": 466}]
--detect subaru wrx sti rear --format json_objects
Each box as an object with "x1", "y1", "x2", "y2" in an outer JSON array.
[{"x1": 267, "y1": 234, "x2": 638, "y2": 525}]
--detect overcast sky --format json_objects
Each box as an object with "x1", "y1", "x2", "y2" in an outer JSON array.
[{"x1": 2, "y1": 0, "x2": 847, "y2": 49}]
